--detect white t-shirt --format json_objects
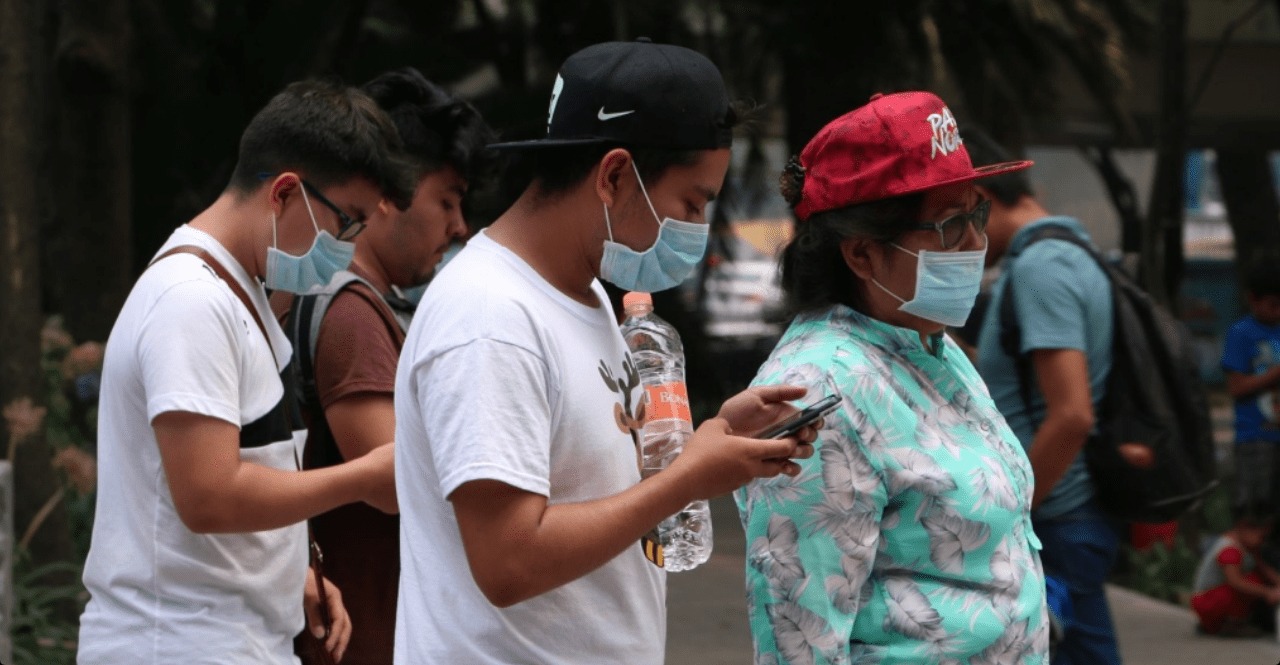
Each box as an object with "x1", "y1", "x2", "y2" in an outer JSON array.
[
  {"x1": 393, "y1": 231, "x2": 666, "y2": 664},
  {"x1": 79, "y1": 226, "x2": 309, "y2": 665}
]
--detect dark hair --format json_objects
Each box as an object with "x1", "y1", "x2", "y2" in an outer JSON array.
[
  {"x1": 778, "y1": 156, "x2": 922, "y2": 316},
  {"x1": 228, "y1": 79, "x2": 417, "y2": 209},
  {"x1": 1246, "y1": 252, "x2": 1280, "y2": 297},
  {"x1": 961, "y1": 127, "x2": 1034, "y2": 206},
  {"x1": 1234, "y1": 500, "x2": 1276, "y2": 528},
  {"x1": 361, "y1": 67, "x2": 497, "y2": 185}
]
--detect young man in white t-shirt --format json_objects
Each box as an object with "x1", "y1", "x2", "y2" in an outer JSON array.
[
  {"x1": 394, "y1": 40, "x2": 819, "y2": 664},
  {"x1": 78, "y1": 80, "x2": 416, "y2": 665}
]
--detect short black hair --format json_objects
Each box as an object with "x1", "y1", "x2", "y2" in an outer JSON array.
[
  {"x1": 1246, "y1": 252, "x2": 1280, "y2": 297},
  {"x1": 779, "y1": 155, "x2": 923, "y2": 317},
  {"x1": 228, "y1": 79, "x2": 417, "y2": 209},
  {"x1": 1234, "y1": 500, "x2": 1276, "y2": 528},
  {"x1": 962, "y1": 127, "x2": 1034, "y2": 206},
  {"x1": 361, "y1": 67, "x2": 497, "y2": 185}
]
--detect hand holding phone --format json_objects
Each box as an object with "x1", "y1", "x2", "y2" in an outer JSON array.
[{"x1": 758, "y1": 394, "x2": 839, "y2": 440}]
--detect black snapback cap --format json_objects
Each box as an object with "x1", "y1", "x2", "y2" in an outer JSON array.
[{"x1": 489, "y1": 38, "x2": 733, "y2": 151}]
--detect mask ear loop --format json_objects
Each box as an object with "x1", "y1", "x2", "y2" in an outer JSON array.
[
  {"x1": 270, "y1": 212, "x2": 278, "y2": 248},
  {"x1": 602, "y1": 203, "x2": 616, "y2": 242},
  {"x1": 870, "y1": 243, "x2": 918, "y2": 306},
  {"x1": 629, "y1": 161, "x2": 662, "y2": 222},
  {"x1": 295, "y1": 180, "x2": 322, "y2": 234}
]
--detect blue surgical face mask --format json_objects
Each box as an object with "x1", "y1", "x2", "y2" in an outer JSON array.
[
  {"x1": 871, "y1": 239, "x2": 987, "y2": 327},
  {"x1": 264, "y1": 185, "x2": 355, "y2": 294},
  {"x1": 397, "y1": 283, "x2": 428, "y2": 308},
  {"x1": 598, "y1": 162, "x2": 709, "y2": 293},
  {"x1": 438, "y1": 241, "x2": 464, "y2": 273},
  {"x1": 396, "y1": 241, "x2": 465, "y2": 308},
  {"x1": 396, "y1": 239, "x2": 468, "y2": 306}
]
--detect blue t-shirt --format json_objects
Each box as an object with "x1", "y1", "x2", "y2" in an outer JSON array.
[
  {"x1": 977, "y1": 217, "x2": 1113, "y2": 520},
  {"x1": 1221, "y1": 314, "x2": 1280, "y2": 443}
]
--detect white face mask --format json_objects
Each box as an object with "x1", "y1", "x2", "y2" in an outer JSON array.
[{"x1": 871, "y1": 239, "x2": 987, "y2": 327}]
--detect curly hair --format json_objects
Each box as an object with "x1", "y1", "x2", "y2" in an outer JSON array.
[{"x1": 361, "y1": 67, "x2": 497, "y2": 185}]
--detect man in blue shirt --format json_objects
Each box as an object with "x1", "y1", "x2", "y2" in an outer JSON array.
[
  {"x1": 1222, "y1": 255, "x2": 1280, "y2": 512},
  {"x1": 968, "y1": 132, "x2": 1122, "y2": 665}
]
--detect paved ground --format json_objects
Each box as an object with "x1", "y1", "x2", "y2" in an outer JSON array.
[{"x1": 666, "y1": 496, "x2": 1280, "y2": 665}]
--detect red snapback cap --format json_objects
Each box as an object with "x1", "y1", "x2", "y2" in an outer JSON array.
[{"x1": 793, "y1": 91, "x2": 1032, "y2": 221}]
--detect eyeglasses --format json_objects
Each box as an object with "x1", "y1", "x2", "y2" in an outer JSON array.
[
  {"x1": 299, "y1": 179, "x2": 366, "y2": 241},
  {"x1": 911, "y1": 198, "x2": 991, "y2": 250}
]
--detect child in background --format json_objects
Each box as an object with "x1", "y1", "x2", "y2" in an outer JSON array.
[
  {"x1": 1222, "y1": 255, "x2": 1280, "y2": 512},
  {"x1": 1191, "y1": 507, "x2": 1280, "y2": 637}
]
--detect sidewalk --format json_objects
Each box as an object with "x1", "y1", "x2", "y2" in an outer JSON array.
[{"x1": 666, "y1": 496, "x2": 1280, "y2": 665}]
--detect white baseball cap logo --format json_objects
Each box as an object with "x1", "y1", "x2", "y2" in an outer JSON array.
[
  {"x1": 927, "y1": 106, "x2": 962, "y2": 159},
  {"x1": 597, "y1": 107, "x2": 635, "y2": 121},
  {"x1": 546, "y1": 74, "x2": 565, "y2": 131}
]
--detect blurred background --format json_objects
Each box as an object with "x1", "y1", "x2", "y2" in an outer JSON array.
[{"x1": 2, "y1": 1, "x2": 1279, "y2": 662}]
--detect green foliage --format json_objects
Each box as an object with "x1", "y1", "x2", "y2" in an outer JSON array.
[
  {"x1": 1199, "y1": 481, "x2": 1235, "y2": 535},
  {"x1": 1118, "y1": 535, "x2": 1200, "y2": 605},
  {"x1": 1114, "y1": 483, "x2": 1234, "y2": 606},
  {"x1": 9, "y1": 554, "x2": 85, "y2": 665},
  {"x1": 9, "y1": 319, "x2": 100, "y2": 663}
]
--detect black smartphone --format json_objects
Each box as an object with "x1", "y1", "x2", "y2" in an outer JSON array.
[{"x1": 758, "y1": 394, "x2": 840, "y2": 440}]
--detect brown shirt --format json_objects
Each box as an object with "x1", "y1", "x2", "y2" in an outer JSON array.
[{"x1": 299, "y1": 270, "x2": 404, "y2": 665}]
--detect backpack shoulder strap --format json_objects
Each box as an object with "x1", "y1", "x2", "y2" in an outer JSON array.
[
  {"x1": 286, "y1": 272, "x2": 365, "y2": 466},
  {"x1": 997, "y1": 224, "x2": 1109, "y2": 411},
  {"x1": 150, "y1": 245, "x2": 275, "y2": 363},
  {"x1": 294, "y1": 271, "x2": 367, "y2": 368}
]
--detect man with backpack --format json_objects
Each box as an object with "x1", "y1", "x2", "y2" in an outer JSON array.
[
  {"x1": 967, "y1": 132, "x2": 1123, "y2": 665},
  {"x1": 278, "y1": 67, "x2": 495, "y2": 664},
  {"x1": 78, "y1": 80, "x2": 411, "y2": 665}
]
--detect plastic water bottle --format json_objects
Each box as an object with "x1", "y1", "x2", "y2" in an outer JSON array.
[{"x1": 620, "y1": 292, "x2": 712, "y2": 572}]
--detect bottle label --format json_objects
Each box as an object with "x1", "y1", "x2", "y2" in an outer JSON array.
[{"x1": 644, "y1": 382, "x2": 692, "y2": 423}]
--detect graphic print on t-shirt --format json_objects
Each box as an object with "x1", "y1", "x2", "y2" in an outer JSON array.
[
  {"x1": 1255, "y1": 340, "x2": 1280, "y2": 427},
  {"x1": 598, "y1": 354, "x2": 646, "y2": 462},
  {"x1": 597, "y1": 353, "x2": 665, "y2": 567}
]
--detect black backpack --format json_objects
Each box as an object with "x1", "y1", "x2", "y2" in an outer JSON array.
[
  {"x1": 999, "y1": 225, "x2": 1217, "y2": 523},
  {"x1": 285, "y1": 270, "x2": 412, "y2": 470}
]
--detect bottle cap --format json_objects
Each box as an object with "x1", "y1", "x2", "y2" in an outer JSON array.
[{"x1": 622, "y1": 292, "x2": 653, "y2": 309}]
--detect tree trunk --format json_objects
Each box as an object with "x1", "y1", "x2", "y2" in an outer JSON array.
[
  {"x1": 47, "y1": 0, "x2": 133, "y2": 343},
  {"x1": 1216, "y1": 149, "x2": 1280, "y2": 290},
  {"x1": 1, "y1": 0, "x2": 75, "y2": 570},
  {"x1": 1143, "y1": 0, "x2": 1189, "y2": 309}
]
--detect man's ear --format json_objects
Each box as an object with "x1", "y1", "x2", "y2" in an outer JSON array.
[
  {"x1": 840, "y1": 236, "x2": 881, "y2": 282},
  {"x1": 267, "y1": 173, "x2": 302, "y2": 217},
  {"x1": 595, "y1": 148, "x2": 634, "y2": 209}
]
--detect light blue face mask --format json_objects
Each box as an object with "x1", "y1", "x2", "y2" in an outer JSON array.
[
  {"x1": 397, "y1": 241, "x2": 465, "y2": 307},
  {"x1": 598, "y1": 162, "x2": 709, "y2": 293},
  {"x1": 871, "y1": 239, "x2": 987, "y2": 327},
  {"x1": 264, "y1": 185, "x2": 355, "y2": 294}
]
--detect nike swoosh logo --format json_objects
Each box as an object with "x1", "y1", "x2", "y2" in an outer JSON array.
[{"x1": 597, "y1": 107, "x2": 635, "y2": 121}]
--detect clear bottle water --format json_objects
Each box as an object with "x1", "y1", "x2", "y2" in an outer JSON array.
[{"x1": 620, "y1": 292, "x2": 712, "y2": 572}]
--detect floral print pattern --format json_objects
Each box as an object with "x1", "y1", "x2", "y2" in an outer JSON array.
[{"x1": 736, "y1": 305, "x2": 1048, "y2": 665}]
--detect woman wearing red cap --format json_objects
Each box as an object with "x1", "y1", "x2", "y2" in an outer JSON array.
[{"x1": 734, "y1": 92, "x2": 1050, "y2": 664}]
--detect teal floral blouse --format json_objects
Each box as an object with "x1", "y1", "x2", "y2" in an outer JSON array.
[{"x1": 735, "y1": 305, "x2": 1048, "y2": 665}]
